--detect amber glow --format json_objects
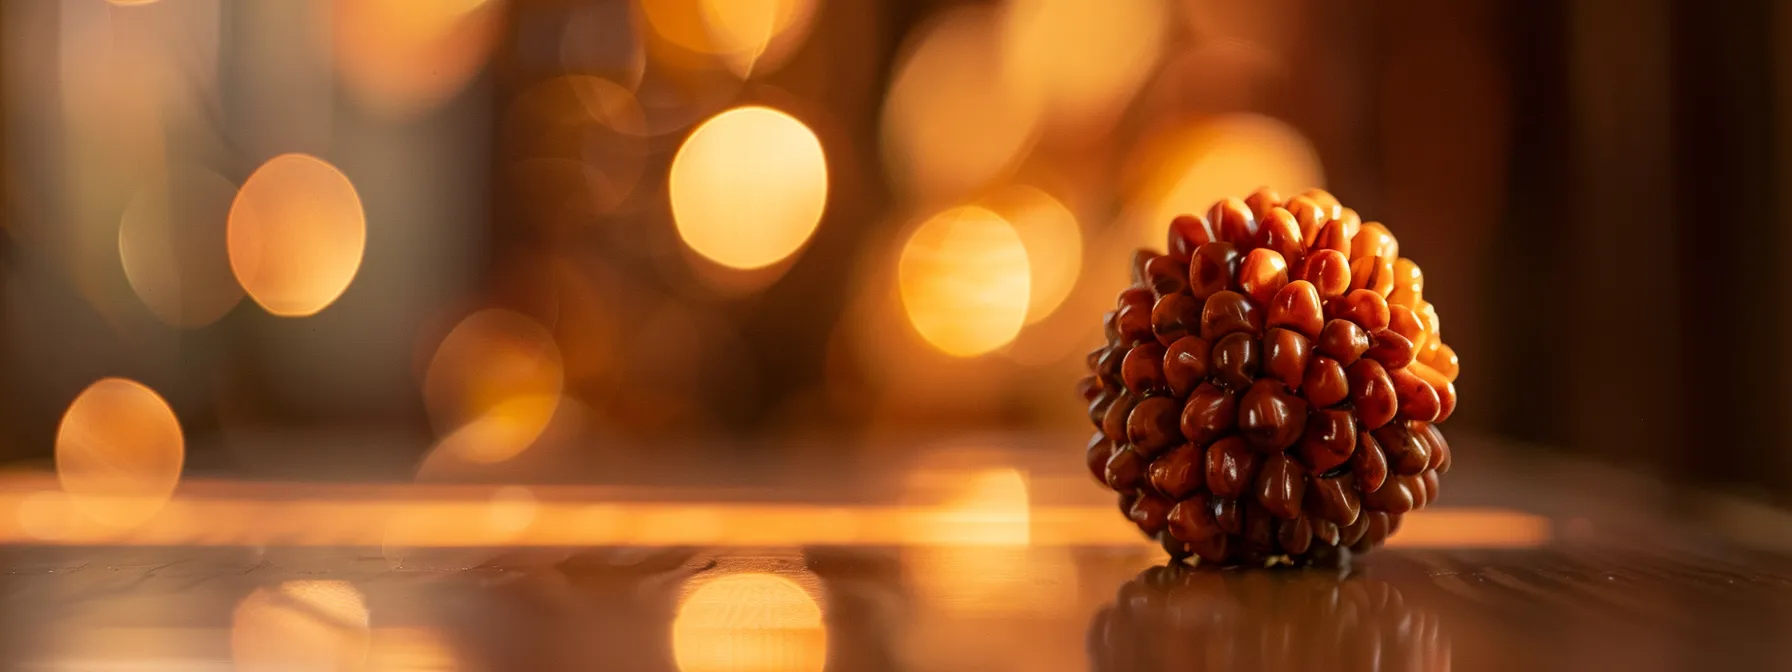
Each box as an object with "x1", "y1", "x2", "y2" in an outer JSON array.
[
  {"x1": 0, "y1": 473, "x2": 1549, "y2": 548},
  {"x1": 898, "y1": 207, "x2": 1031, "y2": 357},
  {"x1": 54, "y1": 378, "x2": 184, "y2": 530},
  {"x1": 333, "y1": 0, "x2": 501, "y2": 117},
  {"x1": 700, "y1": 0, "x2": 818, "y2": 76},
  {"x1": 669, "y1": 106, "x2": 828, "y2": 270},
  {"x1": 118, "y1": 167, "x2": 244, "y2": 327},
  {"x1": 673, "y1": 573, "x2": 826, "y2": 672},
  {"x1": 1142, "y1": 114, "x2": 1324, "y2": 247},
  {"x1": 232, "y1": 581, "x2": 370, "y2": 671},
  {"x1": 1001, "y1": 0, "x2": 1166, "y2": 132},
  {"x1": 422, "y1": 309, "x2": 565, "y2": 443},
  {"x1": 982, "y1": 186, "x2": 1082, "y2": 324},
  {"x1": 227, "y1": 154, "x2": 366, "y2": 317},
  {"x1": 486, "y1": 485, "x2": 538, "y2": 537},
  {"x1": 882, "y1": 6, "x2": 1042, "y2": 203}
]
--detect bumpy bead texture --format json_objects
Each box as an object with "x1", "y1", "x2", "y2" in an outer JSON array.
[{"x1": 1080, "y1": 188, "x2": 1460, "y2": 567}]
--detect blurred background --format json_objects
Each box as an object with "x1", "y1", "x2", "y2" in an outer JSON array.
[
  {"x1": 0, "y1": 0, "x2": 1786, "y2": 529},
  {"x1": 8, "y1": 0, "x2": 1792, "y2": 670}
]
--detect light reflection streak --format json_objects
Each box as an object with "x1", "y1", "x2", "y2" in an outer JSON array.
[{"x1": 0, "y1": 475, "x2": 1549, "y2": 549}]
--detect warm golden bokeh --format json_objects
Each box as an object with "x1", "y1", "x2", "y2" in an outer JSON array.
[
  {"x1": 1141, "y1": 113, "x2": 1324, "y2": 247},
  {"x1": 368, "y1": 628, "x2": 460, "y2": 671},
  {"x1": 700, "y1": 0, "x2": 818, "y2": 76},
  {"x1": 911, "y1": 467, "x2": 1031, "y2": 546},
  {"x1": 486, "y1": 485, "x2": 539, "y2": 537},
  {"x1": 227, "y1": 153, "x2": 367, "y2": 317},
  {"x1": 672, "y1": 573, "x2": 827, "y2": 672},
  {"x1": 1001, "y1": 0, "x2": 1167, "y2": 133},
  {"x1": 118, "y1": 166, "x2": 244, "y2": 328},
  {"x1": 332, "y1": 0, "x2": 502, "y2": 118},
  {"x1": 430, "y1": 395, "x2": 564, "y2": 465},
  {"x1": 54, "y1": 378, "x2": 184, "y2": 530},
  {"x1": 897, "y1": 206, "x2": 1032, "y2": 357},
  {"x1": 882, "y1": 6, "x2": 1042, "y2": 205},
  {"x1": 422, "y1": 308, "x2": 565, "y2": 441},
  {"x1": 15, "y1": 490, "x2": 75, "y2": 541},
  {"x1": 669, "y1": 106, "x2": 829, "y2": 270},
  {"x1": 232, "y1": 581, "x2": 370, "y2": 672},
  {"x1": 981, "y1": 186, "x2": 1083, "y2": 324}
]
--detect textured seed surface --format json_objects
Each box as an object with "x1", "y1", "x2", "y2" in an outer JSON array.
[{"x1": 1082, "y1": 192, "x2": 1455, "y2": 566}]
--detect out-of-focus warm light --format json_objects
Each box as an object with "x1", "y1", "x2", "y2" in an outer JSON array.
[
  {"x1": 118, "y1": 167, "x2": 244, "y2": 328},
  {"x1": 673, "y1": 573, "x2": 826, "y2": 672},
  {"x1": 486, "y1": 485, "x2": 538, "y2": 537},
  {"x1": 227, "y1": 153, "x2": 366, "y2": 317},
  {"x1": 54, "y1": 378, "x2": 184, "y2": 530},
  {"x1": 1000, "y1": 0, "x2": 1166, "y2": 133},
  {"x1": 333, "y1": 0, "x2": 501, "y2": 118},
  {"x1": 232, "y1": 581, "x2": 370, "y2": 672},
  {"x1": 0, "y1": 471, "x2": 1551, "y2": 549},
  {"x1": 698, "y1": 0, "x2": 817, "y2": 76},
  {"x1": 898, "y1": 207, "x2": 1031, "y2": 357},
  {"x1": 431, "y1": 395, "x2": 563, "y2": 465},
  {"x1": 422, "y1": 309, "x2": 565, "y2": 438},
  {"x1": 669, "y1": 106, "x2": 828, "y2": 270},
  {"x1": 1141, "y1": 114, "x2": 1322, "y2": 247},
  {"x1": 368, "y1": 628, "x2": 460, "y2": 671},
  {"x1": 882, "y1": 6, "x2": 1041, "y2": 204},
  {"x1": 981, "y1": 186, "x2": 1082, "y2": 324},
  {"x1": 16, "y1": 491, "x2": 75, "y2": 541},
  {"x1": 639, "y1": 0, "x2": 816, "y2": 76}
]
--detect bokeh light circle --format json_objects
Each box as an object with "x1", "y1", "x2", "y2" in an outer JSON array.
[
  {"x1": 673, "y1": 573, "x2": 827, "y2": 672},
  {"x1": 1142, "y1": 114, "x2": 1323, "y2": 247},
  {"x1": 897, "y1": 206, "x2": 1032, "y2": 357},
  {"x1": 227, "y1": 154, "x2": 367, "y2": 317},
  {"x1": 669, "y1": 106, "x2": 829, "y2": 270},
  {"x1": 423, "y1": 308, "x2": 565, "y2": 440},
  {"x1": 54, "y1": 378, "x2": 184, "y2": 529},
  {"x1": 882, "y1": 6, "x2": 1041, "y2": 205},
  {"x1": 981, "y1": 186, "x2": 1082, "y2": 324},
  {"x1": 118, "y1": 166, "x2": 244, "y2": 328},
  {"x1": 1000, "y1": 0, "x2": 1167, "y2": 133},
  {"x1": 333, "y1": 0, "x2": 502, "y2": 118}
]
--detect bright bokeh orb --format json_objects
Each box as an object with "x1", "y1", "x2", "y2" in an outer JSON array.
[
  {"x1": 1143, "y1": 114, "x2": 1323, "y2": 247},
  {"x1": 118, "y1": 166, "x2": 244, "y2": 328},
  {"x1": 882, "y1": 6, "x2": 1041, "y2": 204},
  {"x1": 333, "y1": 0, "x2": 502, "y2": 118},
  {"x1": 55, "y1": 378, "x2": 184, "y2": 529},
  {"x1": 640, "y1": 0, "x2": 817, "y2": 76},
  {"x1": 982, "y1": 186, "x2": 1082, "y2": 324},
  {"x1": 423, "y1": 309, "x2": 565, "y2": 439},
  {"x1": 232, "y1": 581, "x2": 370, "y2": 672},
  {"x1": 700, "y1": 0, "x2": 818, "y2": 76},
  {"x1": 1001, "y1": 0, "x2": 1167, "y2": 132},
  {"x1": 227, "y1": 153, "x2": 367, "y2": 317},
  {"x1": 673, "y1": 573, "x2": 826, "y2": 672},
  {"x1": 898, "y1": 207, "x2": 1031, "y2": 357},
  {"x1": 669, "y1": 106, "x2": 829, "y2": 270}
]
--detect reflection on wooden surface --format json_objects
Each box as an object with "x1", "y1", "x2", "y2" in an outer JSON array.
[{"x1": 5, "y1": 434, "x2": 1792, "y2": 669}]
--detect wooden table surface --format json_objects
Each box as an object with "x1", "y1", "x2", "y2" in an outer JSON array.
[{"x1": 4, "y1": 431, "x2": 1790, "y2": 671}]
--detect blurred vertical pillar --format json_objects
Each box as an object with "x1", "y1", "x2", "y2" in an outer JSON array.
[
  {"x1": 1566, "y1": 0, "x2": 1676, "y2": 471},
  {"x1": 1778, "y1": 0, "x2": 1792, "y2": 492},
  {"x1": 1374, "y1": 0, "x2": 1510, "y2": 430},
  {"x1": 1669, "y1": 0, "x2": 1780, "y2": 491}
]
